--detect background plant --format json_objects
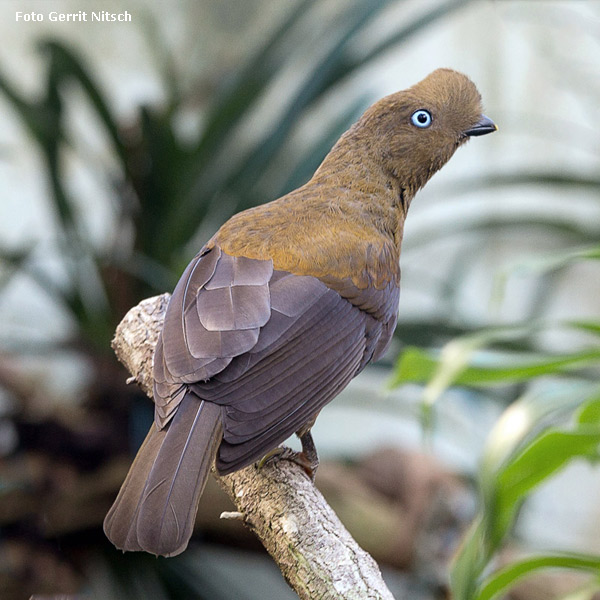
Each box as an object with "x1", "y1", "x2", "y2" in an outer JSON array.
[
  {"x1": 0, "y1": 1, "x2": 483, "y2": 598},
  {"x1": 389, "y1": 246, "x2": 600, "y2": 599}
]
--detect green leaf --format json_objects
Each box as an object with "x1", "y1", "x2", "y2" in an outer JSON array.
[
  {"x1": 40, "y1": 40, "x2": 126, "y2": 164},
  {"x1": 506, "y1": 245, "x2": 600, "y2": 276},
  {"x1": 193, "y1": 0, "x2": 320, "y2": 161},
  {"x1": 476, "y1": 554, "x2": 600, "y2": 600},
  {"x1": 388, "y1": 327, "x2": 534, "y2": 390},
  {"x1": 478, "y1": 386, "x2": 600, "y2": 547},
  {"x1": 450, "y1": 518, "x2": 488, "y2": 600},
  {"x1": 491, "y1": 428, "x2": 600, "y2": 544},
  {"x1": 388, "y1": 329, "x2": 600, "y2": 397},
  {"x1": 568, "y1": 320, "x2": 600, "y2": 338},
  {"x1": 359, "y1": 0, "x2": 474, "y2": 67},
  {"x1": 451, "y1": 389, "x2": 600, "y2": 600},
  {"x1": 480, "y1": 383, "x2": 598, "y2": 473},
  {"x1": 576, "y1": 396, "x2": 600, "y2": 425},
  {"x1": 493, "y1": 245, "x2": 600, "y2": 307},
  {"x1": 454, "y1": 350, "x2": 600, "y2": 385},
  {"x1": 0, "y1": 244, "x2": 36, "y2": 289}
]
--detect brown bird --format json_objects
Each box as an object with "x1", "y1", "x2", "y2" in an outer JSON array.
[{"x1": 104, "y1": 68, "x2": 496, "y2": 556}]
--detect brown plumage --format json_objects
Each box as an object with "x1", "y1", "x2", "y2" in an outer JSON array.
[{"x1": 104, "y1": 68, "x2": 496, "y2": 557}]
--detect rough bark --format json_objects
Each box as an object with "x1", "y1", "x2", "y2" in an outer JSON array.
[{"x1": 111, "y1": 294, "x2": 396, "y2": 600}]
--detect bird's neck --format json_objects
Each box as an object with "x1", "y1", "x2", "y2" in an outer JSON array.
[
  {"x1": 211, "y1": 128, "x2": 410, "y2": 290},
  {"x1": 310, "y1": 129, "x2": 414, "y2": 247}
]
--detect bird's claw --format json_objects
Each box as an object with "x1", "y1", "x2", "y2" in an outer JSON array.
[{"x1": 258, "y1": 445, "x2": 318, "y2": 481}]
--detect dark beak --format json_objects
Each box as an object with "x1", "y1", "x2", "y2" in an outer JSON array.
[{"x1": 464, "y1": 114, "x2": 497, "y2": 137}]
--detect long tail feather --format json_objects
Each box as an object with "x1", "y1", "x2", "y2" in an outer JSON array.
[{"x1": 103, "y1": 394, "x2": 222, "y2": 556}]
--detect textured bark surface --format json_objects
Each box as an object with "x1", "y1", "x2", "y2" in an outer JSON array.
[{"x1": 112, "y1": 294, "x2": 396, "y2": 600}]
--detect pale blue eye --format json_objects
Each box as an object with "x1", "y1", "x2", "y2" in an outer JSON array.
[{"x1": 411, "y1": 109, "x2": 432, "y2": 128}]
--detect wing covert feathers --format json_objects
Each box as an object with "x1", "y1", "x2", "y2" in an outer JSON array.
[{"x1": 153, "y1": 248, "x2": 274, "y2": 428}]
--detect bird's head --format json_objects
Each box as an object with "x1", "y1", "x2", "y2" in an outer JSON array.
[{"x1": 354, "y1": 68, "x2": 496, "y2": 197}]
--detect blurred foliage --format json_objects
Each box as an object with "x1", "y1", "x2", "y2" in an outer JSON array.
[
  {"x1": 389, "y1": 245, "x2": 600, "y2": 599},
  {"x1": 0, "y1": 0, "x2": 472, "y2": 355},
  {"x1": 0, "y1": 1, "x2": 482, "y2": 599}
]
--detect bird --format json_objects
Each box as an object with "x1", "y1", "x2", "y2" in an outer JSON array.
[{"x1": 104, "y1": 68, "x2": 496, "y2": 557}]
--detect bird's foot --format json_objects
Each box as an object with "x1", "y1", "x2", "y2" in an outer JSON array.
[{"x1": 258, "y1": 432, "x2": 319, "y2": 481}]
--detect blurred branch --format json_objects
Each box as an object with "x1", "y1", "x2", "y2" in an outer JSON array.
[{"x1": 111, "y1": 294, "x2": 396, "y2": 600}]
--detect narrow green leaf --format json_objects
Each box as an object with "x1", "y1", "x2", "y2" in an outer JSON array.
[
  {"x1": 492, "y1": 428, "x2": 600, "y2": 543},
  {"x1": 568, "y1": 320, "x2": 600, "y2": 338},
  {"x1": 477, "y1": 554, "x2": 600, "y2": 600},
  {"x1": 450, "y1": 518, "x2": 488, "y2": 600},
  {"x1": 476, "y1": 386, "x2": 600, "y2": 550},
  {"x1": 192, "y1": 0, "x2": 393, "y2": 210},
  {"x1": 452, "y1": 388, "x2": 600, "y2": 600},
  {"x1": 307, "y1": 0, "x2": 475, "y2": 107},
  {"x1": 193, "y1": 0, "x2": 320, "y2": 161},
  {"x1": 454, "y1": 350, "x2": 600, "y2": 385},
  {"x1": 492, "y1": 245, "x2": 600, "y2": 310},
  {"x1": 576, "y1": 396, "x2": 600, "y2": 425},
  {"x1": 40, "y1": 40, "x2": 127, "y2": 164},
  {"x1": 405, "y1": 213, "x2": 600, "y2": 255},
  {"x1": 0, "y1": 244, "x2": 36, "y2": 289},
  {"x1": 360, "y1": 0, "x2": 474, "y2": 67},
  {"x1": 480, "y1": 383, "x2": 600, "y2": 477},
  {"x1": 389, "y1": 344, "x2": 600, "y2": 391},
  {"x1": 0, "y1": 71, "x2": 61, "y2": 145},
  {"x1": 387, "y1": 346, "x2": 438, "y2": 388},
  {"x1": 275, "y1": 95, "x2": 369, "y2": 195},
  {"x1": 504, "y1": 245, "x2": 600, "y2": 278}
]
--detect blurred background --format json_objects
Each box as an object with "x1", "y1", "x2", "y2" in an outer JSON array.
[{"x1": 1, "y1": 0, "x2": 600, "y2": 598}]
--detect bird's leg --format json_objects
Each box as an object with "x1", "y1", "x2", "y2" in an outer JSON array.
[
  {"x1": 257, "y1": 430, "x2": 320, "y2": 481},
  {"x1": 298, "y1": 430, "x2": 319, "y2": 477}
]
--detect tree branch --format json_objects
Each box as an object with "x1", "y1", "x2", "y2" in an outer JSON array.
[{"x1": 112, "y1": 294, "x2": 396, "y2": 600}]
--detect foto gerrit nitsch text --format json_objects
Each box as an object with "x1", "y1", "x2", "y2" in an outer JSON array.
[{"x1": 16, "y1": 11, "x2": 132, "y2": 22}]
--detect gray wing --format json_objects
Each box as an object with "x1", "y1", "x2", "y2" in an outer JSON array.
[
  {"x1": 154, "y1": 246, "x2": 399, "y2": 474},
  {"x1": 153, "y1": 246, "x2": 273, "y2": 427}
]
